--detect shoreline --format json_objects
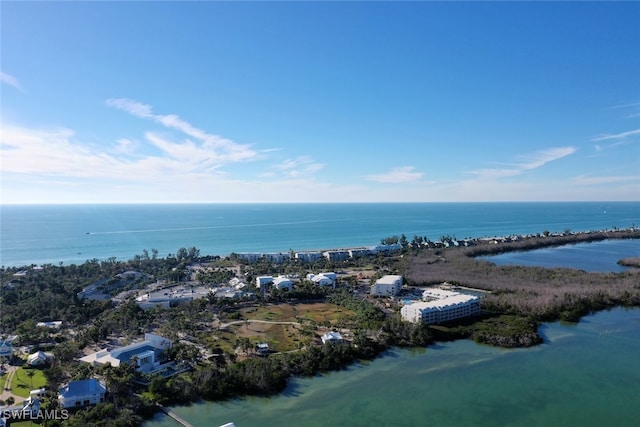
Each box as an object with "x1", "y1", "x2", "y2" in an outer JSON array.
[{"x1": 2, "y1": 228, "x2": 638, "y2": 426}]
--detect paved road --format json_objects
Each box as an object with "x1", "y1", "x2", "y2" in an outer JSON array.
[{"x1": 0, "y1": 366, "x2": 25, "y2": 404}]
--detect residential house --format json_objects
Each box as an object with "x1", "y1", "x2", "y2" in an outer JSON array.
[
  {"x1": 255, "y1": 276, "x2": 273, "y2": 289},
  {"x1": 0, "y1": 339, "x2": 14, "y2": 358},
  {"x1": 79, "y1": 333, "x2": 172, "y2": 373},
  {"x1": 255, "y1": 343, "x2": 269, "y2": 356},
  {"x1": 307, "y1": 272, "x2": 337, "y2": 287},
  {"x1": 321, "y1": 331, "x2": 343, "y2": 344},
  {"x1": 58, "y1": 378, "x2": 107, "y2": 409},
  {"x1": 27, "y1": 350, "x2": 51, "y2": 367},
  {"x1": 273, "y1": 276, "x2": 293, "y2": 291}
]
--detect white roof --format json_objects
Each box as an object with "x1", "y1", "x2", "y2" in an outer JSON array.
[{"x1": 411, "y1": 294, "x2": 479, "y2": 311}]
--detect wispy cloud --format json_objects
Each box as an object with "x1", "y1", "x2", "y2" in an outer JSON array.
[
  {"x1": 106, "y1": 98, "x2": 257, "y2": 163},
  {"x1": 469, "y1": 146, "x2": 577, "y2": 180},
  {"x1": 607, "y1": 101, "x2": 640, "y2": 118},
  {"x1": 271, "y1": 155, "x2": 325, "y2": 177},
  {"x1": 1, "y1": 71, "x2": 22, "y2": 90},
  {"x1": 366, "y1": 166, "x2": 424, "y2": 183},
  {"x1": 592, "y1": 129, "x2": 640, "y2": 142},
  {"x1": 572, "y1": 175, "x2": 640, "y2": 185}
]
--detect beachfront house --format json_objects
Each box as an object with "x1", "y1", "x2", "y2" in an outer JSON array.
[
  {"x1": 58, "y1": 378, "x2": 107, "y2": 409},
  {"x1": 370, "y1": 275, "x2": 403, "y2": 296}
]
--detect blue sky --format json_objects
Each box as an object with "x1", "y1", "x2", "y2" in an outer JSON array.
[{"x1": 1, "y1": 1, "x2": 639, "y2": 203}]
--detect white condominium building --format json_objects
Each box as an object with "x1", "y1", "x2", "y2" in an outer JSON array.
[
  {"x1": 401, "y1": 291, "x2": 480, "y2": 324},
  {"x1": 370, "y1": 275, "x2": 403, "y2": 296}
]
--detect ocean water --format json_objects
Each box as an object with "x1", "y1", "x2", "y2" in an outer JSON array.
[
  {"x1": 145, "y1": 307, "x2": 640, "y2": 427},
  {"x1": 1, "y1": 202, "x2": 639, "y2": 426},
  {"x1": 1, "y1": 202, "x2": 638, "y2": 267}
]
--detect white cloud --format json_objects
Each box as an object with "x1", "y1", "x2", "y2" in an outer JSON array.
[
  {"x1": 114, "y1": 138, "x2": 136, "y2": 155},
  {"x1": 469, "y1": 146, "x2": 577, "y2": 180},
  {"x1": 366, "y1": 166, "x2": 424, "y2": 183},
  {"x1": 572, "y1": 175, "x2": 640, "y2": 185},
  {"x1": 272, "y1": 155, "x2": 326, "y2": 177},
  {"x1": 106, "y1": 98, "x2": 257, "y2": 163},
  {"x1": 0, "y1": 71, "x2": 22, "y2": 90},
  {"x1": 592, "y1": 129, "x2": 640, "y2": 142}
]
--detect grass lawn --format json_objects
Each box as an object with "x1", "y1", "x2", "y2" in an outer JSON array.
[
  {"x1": 0, "y1": 371, "x2": 7, "y2": 391},
  {"x1": 10, "y1": 367, "x2": 47, "y2": 398},
  {"x1": 239, "y1": 303, "x2": 357, "y2": 325}
]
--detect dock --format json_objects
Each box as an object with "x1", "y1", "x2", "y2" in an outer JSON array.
[{"x1": 157, "y1": 404, "x2": 194, "y2": 427}]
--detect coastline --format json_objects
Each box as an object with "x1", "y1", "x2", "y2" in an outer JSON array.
[
  {"x1": 144, "y1": 229, "x2": 640, "y2": 420},
  {"x1": 2, "y1": 227, "x2": 639, "y2": 427}
]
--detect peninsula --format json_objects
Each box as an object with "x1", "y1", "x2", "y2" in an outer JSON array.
[{"x1": 0, "y1": 227, "x2": 638, "y2": 426}]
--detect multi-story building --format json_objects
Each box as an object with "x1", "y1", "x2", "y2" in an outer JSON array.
[
  {"x1": 295, "y1": 251, "x2": 324, "y2": 262},
  {"x1": 401, "y1": 291, "x2": 480, "y2": 324},
  {"x1": 370, "y1": 275, "x2": 403, "y2": 296}
]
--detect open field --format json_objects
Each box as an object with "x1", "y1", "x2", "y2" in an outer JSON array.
[
  {"x1": 210, "y1": 303, "x2": 358, "y2": 354},
  {"x1": 237, "y1": 303, "x2": 358, "y2": 325}
]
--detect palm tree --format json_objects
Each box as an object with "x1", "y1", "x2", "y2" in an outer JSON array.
[{"x1": 25, "y1": 369, "x2": 35, "y2": 389}]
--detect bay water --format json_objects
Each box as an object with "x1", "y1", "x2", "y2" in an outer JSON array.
[{"x1": 145, "y1": 307, "x2": 640, "y2": 427}]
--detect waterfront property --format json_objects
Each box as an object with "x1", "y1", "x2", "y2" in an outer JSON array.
[
  {"x1": 79, "y1": 333, "x2": 172, "y2": 373},
  {"x1": 401, "y1": 288, "x2": 480, "y2": 324},
  {"x1": 295, "y1": 251, "x2": 324, "y2": 262},
  {"x1": 370, "y1": 275, "x2": 403, "y2": 296},
  {"x1": 58, "y1": 378, "x2": 106, "y2": 409},
  {"x1": 321, "y1": 331, "x2": 343, "y2": 344},
  {"x1": 256, "y1": 343, "x2": 269, "y2": 356}
]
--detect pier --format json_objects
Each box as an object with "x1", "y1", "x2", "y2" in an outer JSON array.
[{"x1": 157, "y1": 404, "x2": 194, "y2": 427}]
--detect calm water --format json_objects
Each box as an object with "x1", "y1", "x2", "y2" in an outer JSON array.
[
  {"x1": 145, "y1": 307, "x2": 640, "y2": 427},
  {"x1": 479, "y1": 239, "x2": 640, "y2": 272},
  {"x1": 1, "y1": 202, "x2": 639, "y2": 426},
  {"x1": 1, "y1": 202, "x2": 638, "y2": 267}
]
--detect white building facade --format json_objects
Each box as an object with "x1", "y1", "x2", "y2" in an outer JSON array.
[
  {"x1": 58, "y1": 378, "x2": 107, "y2": 409},
  {"x1": 370, "y1": 275, "x2": 403, "y2": 296},
  {"x1": 401, "y1": 291, "x2": 480, "y2": 324}
]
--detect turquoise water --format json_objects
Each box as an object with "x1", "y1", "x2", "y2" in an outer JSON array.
[
  {"x1": 1, "y1": 202, "x2": 638, "y2": 267},
  {"x1": 479, "y1": 239, "x2": 640, "y2": 272},
  {"x1": 1, "y1": 202, "x2": 639, "y2": 425},
  {"x1": 145, "y1": 307, "x2": 640, "y2": 427}
]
